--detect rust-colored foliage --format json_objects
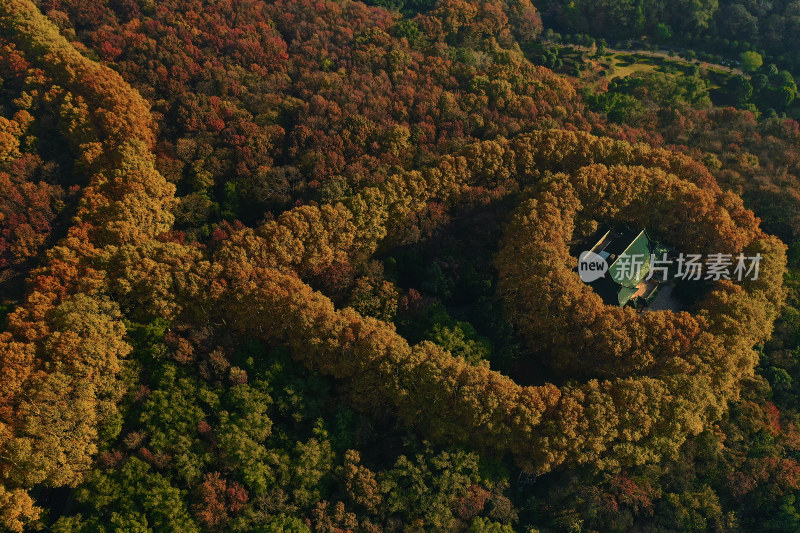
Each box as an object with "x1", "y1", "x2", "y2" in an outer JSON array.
[{"x1": 0, "y1": 0, "x2": 792, "y2": 530}]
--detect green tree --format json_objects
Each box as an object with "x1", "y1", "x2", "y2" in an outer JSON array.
[
  {"x1": 52, "y1": 458, "x2": 199, "y2": 532},
  {"x1": 741, "y1": 50, "x2": 764, "y2": 72},
  {"x1": 656, "y1": 23, "x2": 673, "y2": 41},
  {"x1": 425, "y1": 322, "x2": 492, "y2": 365},
  {"x1": 728, "y1": 75, "x2": 754, "y2": 106}
]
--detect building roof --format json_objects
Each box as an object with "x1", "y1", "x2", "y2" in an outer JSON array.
[
  {"x1": 586, "y1": 228, "x2": 669, "y2": 307},
  {"x1": 609, "y1": 230, "x2": 654, "y2": 288}
]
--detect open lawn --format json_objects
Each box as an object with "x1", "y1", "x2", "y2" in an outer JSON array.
[
  {"x1": 604, "y1": 53, "x2": 660, "y2": 79},
  {"x1": 535, "y1": 41, "x2": 741, "y2": 90}
]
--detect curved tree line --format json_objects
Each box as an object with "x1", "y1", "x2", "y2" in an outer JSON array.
[
  {"x1": 0, "y1": 0, "x2": 787, "y2": 530},
  {"x1": 196, "y1": 138, "x2": 783, "y2": 477},
  {"x1": 0, "y1": 0, "x2": 174, "y2": 529},
  {"x1": 495, "y1": 164, "x2": 779, "y2": 379}
]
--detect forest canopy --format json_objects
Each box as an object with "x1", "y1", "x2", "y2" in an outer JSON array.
[{"x1": 1, "y1": 0, "x2": 800, "y2": 531}]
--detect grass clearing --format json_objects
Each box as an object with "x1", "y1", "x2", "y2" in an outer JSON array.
[{"x1": 591, "y1": 52, "x2": 660, "y2": 84}]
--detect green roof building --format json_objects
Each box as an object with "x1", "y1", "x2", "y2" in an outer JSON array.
[{"x1": 587, "y1": 228, "x2": 670, "y2": 307}]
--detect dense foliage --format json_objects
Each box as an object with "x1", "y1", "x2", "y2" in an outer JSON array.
[{"x1": 2, "y1": 0, "x2": 800, "y2": 532}]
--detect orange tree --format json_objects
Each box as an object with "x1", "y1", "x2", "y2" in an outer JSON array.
[{"x1": 0, "y1": 0, "x2": 787, "y2": 529}]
